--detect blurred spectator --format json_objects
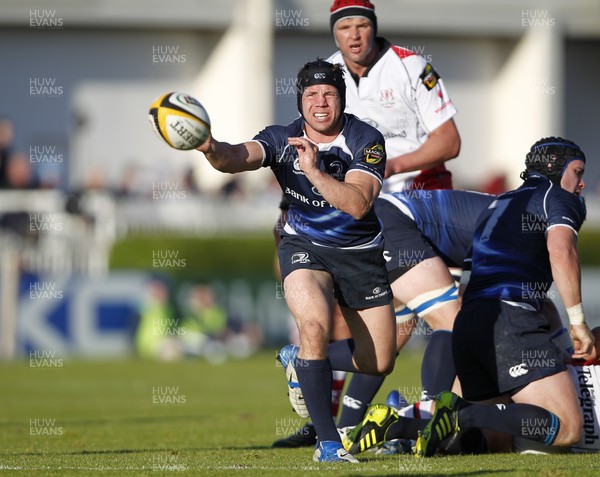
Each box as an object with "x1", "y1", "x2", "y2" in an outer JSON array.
[
  {"x1": 183, "y1": 284, "x2": 228, "y2": 337},
  {"x1": 83, "y1": 166, "x2": 107, "y2": 191},
  {"x1": 5, "y1": 152, "x2": 39, "y2": 189},
  {"x1": 219, "y1": 176, "x2": 245, "y2": 200},
  {"x1": 178, "y1": 284, "x2": 228, "y2": 362},
  {"x1": 175, "y1": 282, "x2": 263, "y2": 362},
  {"x1": 0, "y1": 150, "x2": 41, "y2": 238},
  {"x1": 0, "y1": 117, "x2": 16, "y2": 188},
  {"x1": 182, "y1": 165, "x2": 201, "y2": 195},
  {"x1": 134, "y1": 277, "x2": 179, "y2": 360}
]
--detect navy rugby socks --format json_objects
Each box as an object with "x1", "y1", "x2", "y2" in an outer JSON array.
[
  {"x1": 294, "y1": 358, "x2": 340, "y2": 442},
  {"x1": 459, "y1": 402, "x2": 561, "y2": 445},
  {"x1": 421, "y1": 330, "x2": 455, "y2": 398},
  {"x1": 326, "y1": 339, "x2": 360, "y2": 373},
  {"x1": 386, "y1": 415, "x2": 430, "y2": 440},
  {"x1": 337, "y1": 373, "x2": 386, "y2": 428}
]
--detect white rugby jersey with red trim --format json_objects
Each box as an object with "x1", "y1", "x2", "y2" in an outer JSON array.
[{"x1": 328, "y1": 39, "x2": 457, "y2": 192}]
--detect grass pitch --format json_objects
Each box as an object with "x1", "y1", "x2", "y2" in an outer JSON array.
[{"x1": 1, "y1": 350, "x2": 598, "y2": 476}]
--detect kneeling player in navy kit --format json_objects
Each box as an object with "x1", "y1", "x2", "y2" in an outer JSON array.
[
  {"x1": 345, "y1": 139, "x2": 598, "y2": 457},
  {"x1": 415, "y1": 137, "x2": 594, "y2": 457},
  {"x1": 345, "y1": 326, "x2": 600, "y2": 455}
]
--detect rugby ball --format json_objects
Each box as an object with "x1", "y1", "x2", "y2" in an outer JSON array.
[{"x1": 148, "y1": 92, "x2": 211, "y2": 150}]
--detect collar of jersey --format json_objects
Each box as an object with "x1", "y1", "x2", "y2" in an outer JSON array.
[
  {"x1": 302, "y1": 115, "x2": 349, "y2": 152},
  {"x1": 348, "y1": 37, "x2": 390, "y2": 84}
]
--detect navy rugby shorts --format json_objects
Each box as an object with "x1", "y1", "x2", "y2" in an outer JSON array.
[
  {"x1": 374, "y1": 199, "x2": 438, "y2": 282},
  {"x1": 277, "y1": 234, "x2": 392, "y2": 309},
  {"x1": 453, "y1": 299, "x2": 566, "y2": 401}
]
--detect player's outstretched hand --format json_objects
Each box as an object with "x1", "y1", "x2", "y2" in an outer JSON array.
[
  {"x1": 570, "y1": 323, "x2": 595, "y2": 360},
  {"x1": 288, "y1": 137, "x2": 318, "y2": 175},
  {"x1": 195, "y1": 134, "x2": 213, "y2": 154}
]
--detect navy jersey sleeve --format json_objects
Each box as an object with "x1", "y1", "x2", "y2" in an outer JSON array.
[
  {"x1": 546, "y1": 187, "x2": 586, "y2": 233},
  {"x1": 345, "y1": 116, "x2": 386, "y2": 184},
  {"x1": 254, "y1": 118, "x2": 305, "y2": 171},
  {"x1": 253, "y1": 125, "x2": 287, "y2": 169}
]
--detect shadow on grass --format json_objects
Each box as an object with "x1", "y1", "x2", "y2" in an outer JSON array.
[
  {"x1": 0, "y1": 445, "x2": 273, "y2": 457},
  {"x1": 0, "y1": 413, "x2": 208, "y2": 428},
  {"x1": 362, "y1": 473, "x2": 514, "y2": 477},
  {"x1": 357, "y1": 454, "x2": 523, "y2": 477}
]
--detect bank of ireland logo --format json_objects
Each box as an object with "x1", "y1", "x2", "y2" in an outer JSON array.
[
  {"x1": 291, "y1": 252, "x2": 310, "y2": 264},
  {"x1": 364, "y1": 143, "x2": 384, "y2": 164}
]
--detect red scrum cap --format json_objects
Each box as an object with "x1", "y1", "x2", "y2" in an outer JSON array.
[{"x1": 330, "y1": 0, "x2": 377, "y2": 34}]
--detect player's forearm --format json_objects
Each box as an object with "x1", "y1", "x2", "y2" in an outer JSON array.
[
  {"x1": 385, "y1": 120, "x2": 460, "y2": 176},
  {"x1": 305, "y1": 169, "x2": 374, "y2": 220},
  {"x1": 386, "y1": 140, "x2": 457, "y2": 175},
  {"x1": 549, "y1": 241, "x2": 582, "y2": 309},
  {"x1": 198, "y1": 139, "x2": 259, "y2": 174},
  {"x1": 386, "y1": 150, "x2": 444, "y2": 175}
]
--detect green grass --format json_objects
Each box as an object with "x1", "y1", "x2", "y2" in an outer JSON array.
[
  {"x1": 106, "y1": 228, "x2": 600, "y2": 277},
  {"x1": 1, "y1": 351, "x2": 598, "y2": 476},
  {"x1": 109, "y1": 233, "x2": 276, "y2": 279}
]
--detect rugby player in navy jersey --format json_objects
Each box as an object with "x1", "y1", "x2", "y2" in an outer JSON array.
[
  {"x1": 275, "y1": 0, "x2": 462, "y2": 448},
  {"x1": 196, "y1": 59, "x2": 396, "y2": 463},
  {"x1": 414, "y1": 137, "x2": 595, "y2": 457}
]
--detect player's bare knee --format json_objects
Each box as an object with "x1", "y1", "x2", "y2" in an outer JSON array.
[
  {"x1": 298, "y1": 320, "x2": 328, "y2": 341},
  {"x1": 356, "y1": 355, "x2": 395, "y2": 375},
  {"x1": 554, "y1": 428, "x2": 581, "y2": 447},
  {"x1": 555, "y1": 415, "x2": 582, "y2": 447},
  {"x1": 370, "y1": 357, "x2": 395, "y2": 375},
  {"x1": 379, "y1": 358, "x2": 395, "y2": 375},
  {"x1": 297, "y1": 321, "x2": 328, "y2": 357}
]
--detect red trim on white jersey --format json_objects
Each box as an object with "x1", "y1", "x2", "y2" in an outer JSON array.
[{"x1": 391, "y1": 45, "x2": 416, "y2": 60}]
